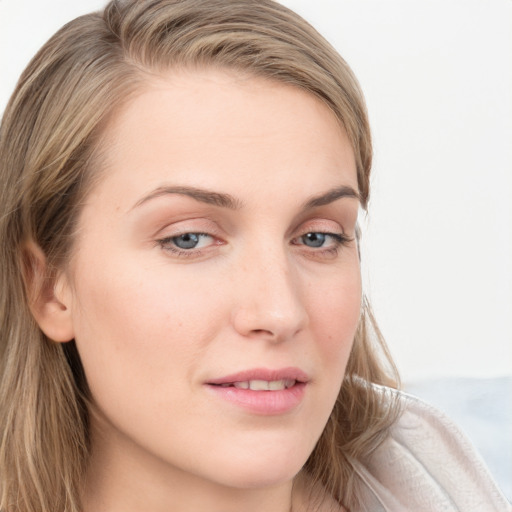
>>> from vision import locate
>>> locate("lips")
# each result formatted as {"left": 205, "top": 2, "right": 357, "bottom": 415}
{"left": 206, "top": 367, "right": 309, "bottom": 387}
{"left": 221, "top": 379, "right": 296, "bottom": 391}
{"left": 205, "top": 367, "right": 308, "bottom": 415}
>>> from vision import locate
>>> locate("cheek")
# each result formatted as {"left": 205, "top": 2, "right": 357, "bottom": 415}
{"left": 309, "top": 264, "right": 362, "bottom": 350}
{"left": 311, "top": 269, "right": 361, "bottom": 403}
{"left": 68, "top": 248, "right": 240, "bottom": 397}
{"left": 67, "top": 257, "right": 215, "bottom": 401}
{"left": 71, "top": 251, "right": 216, "bottom": 336}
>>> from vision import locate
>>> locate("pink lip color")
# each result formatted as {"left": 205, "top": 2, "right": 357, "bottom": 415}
{"left": 205, "top": 367, "right": 308, "bottom": 415}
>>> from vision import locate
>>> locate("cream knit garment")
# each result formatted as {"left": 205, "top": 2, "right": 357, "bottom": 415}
{"left": 354, "top": 389, "right": 511, "bottom": 511}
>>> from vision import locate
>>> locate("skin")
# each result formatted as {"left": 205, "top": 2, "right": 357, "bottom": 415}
{"left": 43, "top": 70, "right": 361, "bottom": 512}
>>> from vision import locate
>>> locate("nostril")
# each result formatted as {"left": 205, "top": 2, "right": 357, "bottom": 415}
{"left": 251, "top": 328, "right": 273, "bottom": 335}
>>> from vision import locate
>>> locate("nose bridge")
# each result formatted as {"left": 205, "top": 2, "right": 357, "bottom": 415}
{"left": 231, "top": 239, "right": 308, "bottom": 341}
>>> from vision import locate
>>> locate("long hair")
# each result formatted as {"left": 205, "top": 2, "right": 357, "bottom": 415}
{"left": 0, "top": 1, "right": 400, "bottom": 510}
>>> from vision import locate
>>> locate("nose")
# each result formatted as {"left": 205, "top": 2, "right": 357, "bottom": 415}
{"left": 230, "top": 247, "right": 309, "bottom": 343}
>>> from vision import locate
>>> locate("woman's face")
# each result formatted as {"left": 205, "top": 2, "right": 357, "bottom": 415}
{"left": 61, "top": 70, "right": 361, "bottom": 494}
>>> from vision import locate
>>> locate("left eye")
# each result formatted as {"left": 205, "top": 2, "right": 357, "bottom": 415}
{"left": 296, "top": 232, "right": 341, "bottom": 248}
{"left": 163, "top": 233, "right": 214, "bottom": 250}
{"left": 301, "top": 232, "right": 328, "bottom": 247}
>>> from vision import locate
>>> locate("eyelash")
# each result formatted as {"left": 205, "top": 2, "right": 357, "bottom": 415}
{"left": 156, "top": 231, "right": 353, "bottom": 259}
{"left": 292, "top": 232, "right": 353, "bottom": 256}
{"left": 157, "top": 233, "right": 216, "bottom": 259}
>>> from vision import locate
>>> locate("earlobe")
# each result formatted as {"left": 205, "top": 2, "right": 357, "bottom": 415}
{"left": 22, "top": 241, "right": 75, "bottom": 343}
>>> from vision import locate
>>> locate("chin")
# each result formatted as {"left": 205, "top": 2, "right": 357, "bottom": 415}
{"left": 201, "top": 437, "right": 311, "bottom": 490}
{"left": 215, "top": 464, "right": 302, "bottom": 491}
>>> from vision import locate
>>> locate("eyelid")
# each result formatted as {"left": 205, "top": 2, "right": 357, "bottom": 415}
{"left": 152, "top": 216, "right": 227, "bottom": 260}
{"left": 294, "top": 217, "right": 348, "bottom": 236}
{"left": 154, "top": 217, "right": 223, "bottom": 238}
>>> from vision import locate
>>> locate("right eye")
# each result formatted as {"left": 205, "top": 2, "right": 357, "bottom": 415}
{"left": 158, "top": 232, "right": 215, "bottom": 255}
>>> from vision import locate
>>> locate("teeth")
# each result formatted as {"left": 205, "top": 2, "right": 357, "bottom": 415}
{"left": 231, "top": 379, "right": 296, "bottom": 391}
{"left": 268, "top": 380, "right": 285, "bottom": 391}
{"left": 250, "top": 379, "right": 271, "bottom": 391}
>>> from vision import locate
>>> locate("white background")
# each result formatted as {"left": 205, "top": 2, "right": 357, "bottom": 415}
{"left": 1, "top": 0, "right": 511, "bottom": 382}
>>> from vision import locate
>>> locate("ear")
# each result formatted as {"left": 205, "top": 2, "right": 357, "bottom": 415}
{"left": 22, "top": 241, "right": 75, "bottom": 343}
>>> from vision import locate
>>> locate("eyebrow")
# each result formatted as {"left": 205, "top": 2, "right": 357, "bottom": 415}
{"left": 131, "top": 185, "right": 243, "bottom": 210}
{"left": 302, "top": 185, "right": 360, "bottom": 209}
{"left": 131, "top": 184, "right": 359, "bottom": 211}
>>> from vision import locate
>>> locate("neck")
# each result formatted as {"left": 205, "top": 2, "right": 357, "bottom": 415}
{"left": 83, "top": 472, "right": 295, "bottom": 512}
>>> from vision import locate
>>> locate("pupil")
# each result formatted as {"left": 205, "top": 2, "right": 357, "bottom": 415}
{"left": 174, "top": 233, "right": 199, "bottom": 249}
{"left": 304, "top": 233, "right": 325, "bottom": 247}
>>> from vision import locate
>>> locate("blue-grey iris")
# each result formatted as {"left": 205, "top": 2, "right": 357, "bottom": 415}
{"left": 173, "top": 233, "right": 200, "bottom": 249}
{"left": 303, "top": 233, "right": 325, "bottom": 248}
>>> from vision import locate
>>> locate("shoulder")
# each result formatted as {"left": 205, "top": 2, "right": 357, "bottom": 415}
{"left": 354, "top": 386, "right": 511, "bottom": 512}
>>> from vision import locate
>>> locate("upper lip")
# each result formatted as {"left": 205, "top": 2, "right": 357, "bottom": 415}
{"left": 206, "top": 367, "right": 309, "bottom": 385}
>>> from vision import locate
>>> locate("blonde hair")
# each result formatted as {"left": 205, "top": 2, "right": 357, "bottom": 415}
{"left": 0, "top": 1, "right": 400, "bottom": 510}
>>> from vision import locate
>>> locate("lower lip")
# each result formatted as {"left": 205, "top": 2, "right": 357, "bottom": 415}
{"left": 205, "top": 383, "right": 306, "bottom": 415}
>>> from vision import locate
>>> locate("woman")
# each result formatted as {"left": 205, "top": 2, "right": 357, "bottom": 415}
{"left": 0, "top": 1, "right": 508, "bottom": 511}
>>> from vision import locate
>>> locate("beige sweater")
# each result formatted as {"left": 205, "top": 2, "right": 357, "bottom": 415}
{"left": 354, "top": 389, "right": 511, "bottom": 511}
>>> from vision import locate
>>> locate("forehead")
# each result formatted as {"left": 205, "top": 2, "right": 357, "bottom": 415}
{"left": 90, "top": 69, "right": 357, "bottom": 211}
